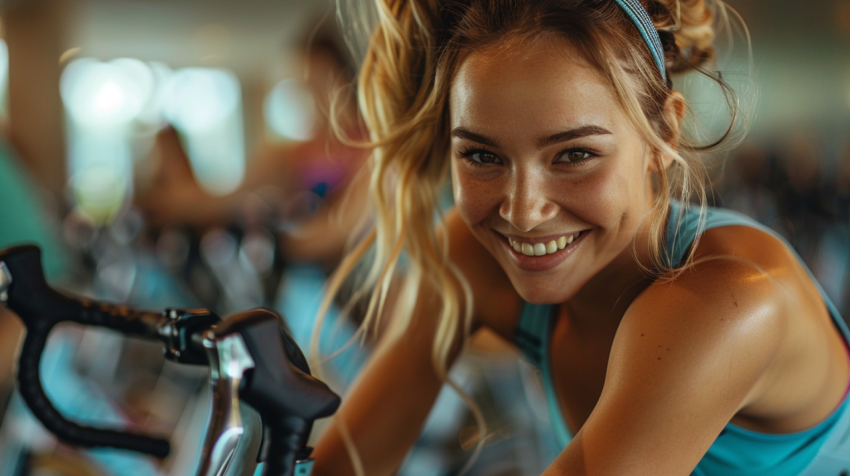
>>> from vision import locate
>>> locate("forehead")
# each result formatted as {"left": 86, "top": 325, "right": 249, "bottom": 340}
{"left": 449, "top": 36, "right": 623, "bottom": 134}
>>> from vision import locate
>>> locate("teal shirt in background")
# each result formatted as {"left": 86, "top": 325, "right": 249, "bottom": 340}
{"left": 0, "top": 139, "right": 67, "bottom": 278}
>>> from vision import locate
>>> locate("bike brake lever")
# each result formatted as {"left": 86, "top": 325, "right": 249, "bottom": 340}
{"left": 197, "top": 331, "right": 256, "bottom": 476}
{"left": 209, "top": 309, "right": 340, "bottom": 476}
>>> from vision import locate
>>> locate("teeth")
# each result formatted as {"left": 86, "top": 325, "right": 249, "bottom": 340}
{"left": 556, "top": 236, "right": 567, "bottom": 249}
{"left": 510, "top": 232, "right": 582, "bottom": 257}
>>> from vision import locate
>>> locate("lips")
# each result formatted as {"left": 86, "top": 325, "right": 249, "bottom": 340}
{"left": 500, "top": 230, "right": 589, "bottom": 272}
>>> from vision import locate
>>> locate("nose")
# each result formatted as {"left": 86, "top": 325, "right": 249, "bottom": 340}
{"left": 499, "top": 170, "right": 559, "bottom": 233}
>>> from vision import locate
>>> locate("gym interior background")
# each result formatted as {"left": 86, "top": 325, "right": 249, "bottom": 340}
{"left": 0, "top": 0, "right": 849, "bottom": 475}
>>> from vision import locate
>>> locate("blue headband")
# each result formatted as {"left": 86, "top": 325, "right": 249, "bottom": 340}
{"left": 613, "top": 0, "right": 667, "bottom": 80}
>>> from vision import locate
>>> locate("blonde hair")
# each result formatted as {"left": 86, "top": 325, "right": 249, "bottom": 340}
{"left": 317, "top": 0, "right": 745, "bottom": 472}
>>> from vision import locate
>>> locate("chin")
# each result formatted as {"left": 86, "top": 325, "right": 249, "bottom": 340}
{"left": 509, "top": 273, "right": 582, "bottom": 305}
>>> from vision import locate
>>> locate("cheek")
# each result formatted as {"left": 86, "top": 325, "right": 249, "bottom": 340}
{"left": 452, "top": 166, "right": 500, "bottom": 225}
{"left": 560, "top": 161, "right": 645, "bottom": 228}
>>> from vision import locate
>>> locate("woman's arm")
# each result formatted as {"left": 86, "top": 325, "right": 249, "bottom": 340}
{"left": 311, "top": 210, "right": 520, "bottom": 475}
{"left": 546, "top": 257, "right": 786, "bottom": 476}
{"left": 310, "top": 289, "right": 458, "bottom": 476}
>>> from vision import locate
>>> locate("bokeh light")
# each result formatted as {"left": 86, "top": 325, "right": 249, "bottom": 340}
{"left": 60, "top": 58, "right": 154, "bottom": 127}
{"left": 71, "top": 162, "right": 128, "bottom": 225}
{"left": 135, "top": 61, "right": 174, "bottom": 126}
{"left": 63, "top": 60, "right": 247, "bottom": 217}
{"left": 264, "top": 78, "right": 316, "bottom": 141}
{"left": 162, "top": 68, "right": 240, "bottom": 133}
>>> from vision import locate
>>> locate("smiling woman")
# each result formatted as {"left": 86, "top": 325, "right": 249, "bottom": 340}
{"left": 309, "top": 1, "right": 850, "bottom": 476}
{"left": 449, "top": 38, "right": 667, "bottom": 300}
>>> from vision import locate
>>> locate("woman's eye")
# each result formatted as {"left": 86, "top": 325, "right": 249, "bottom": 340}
{"left": 459, "top": 149, "right": 502, "bottom": 165}
{"left": 556, "top": 150, "right": 593, "bottom": 163}
{"left": 472, "top": 151, "right": 500, "bottom": 164}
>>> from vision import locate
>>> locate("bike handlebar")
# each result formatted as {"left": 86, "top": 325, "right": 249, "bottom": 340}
{"left": 1, "top": 245, "right": 172, "bottom": 457}
{"left": 0, "top": 244, "right": 341, "bottom": 476}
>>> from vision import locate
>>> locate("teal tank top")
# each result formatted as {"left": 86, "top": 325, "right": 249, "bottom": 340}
{"left": 515, "top": 202, "right": 850, "bottom": 476}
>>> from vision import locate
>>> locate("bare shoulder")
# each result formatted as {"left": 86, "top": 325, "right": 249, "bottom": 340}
{"left": 443, "top": 209, "right": 522, "bottom": 337}
{"left": 624, "top": 252, "right": 786, "bottom": 345}
{"left": 623, "top": 222, "right": 799, "bottom": 341}
{"left": 613, "top": 221, "right": 812, "bottom": 407}
{"left": 655, "top": 222, "right": 824, "bottom": 343}
{"left": 612, "top": 236, "right": 789, "bottom": 401}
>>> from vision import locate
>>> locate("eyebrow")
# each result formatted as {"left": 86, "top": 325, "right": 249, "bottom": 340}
{"left": 451, "top": 125, "right": 613, "bottom": 149}
{"left": 451, "top": 128, "right": 500, "bottom": 148}
{"left": 537, "top": 125, "right": 613, "bottom": 148}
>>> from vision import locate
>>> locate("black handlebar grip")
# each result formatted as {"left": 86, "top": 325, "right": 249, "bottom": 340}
{"left": 2, "top": 245, "right": 171, "bottom": 457}
{"left": 262, "top": 416, "right": 312, "bottom": 476}
{"left": 17, "top": 320, "right": 171, "bottom": 457}
{"left": 1, "top": 245, "right": 167, "bottom": 337}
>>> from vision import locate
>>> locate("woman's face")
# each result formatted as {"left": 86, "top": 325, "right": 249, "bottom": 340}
{"left": 449, "top": 36, "right": 657, "bottom": 304}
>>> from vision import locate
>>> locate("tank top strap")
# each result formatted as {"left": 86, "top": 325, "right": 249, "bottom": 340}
{"left": 515, "top": 301, "right": 574, "bottom": 447}
{"left": 667, "top": 200, "right": 850, "bottom": 341}
{"left": 665, "top": 200, "right": 771, "bottom": 268}
{"left": 515, "top": 302, "right": 553, "bottom": 369}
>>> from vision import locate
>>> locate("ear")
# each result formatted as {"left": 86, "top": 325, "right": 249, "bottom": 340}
{"left": 649, "top": 91, "right": 686, "bottom": 172}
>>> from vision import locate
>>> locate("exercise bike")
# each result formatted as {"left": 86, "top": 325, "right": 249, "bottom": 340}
{"left": 0, "top": 244, "right": 340, "bottom": 476}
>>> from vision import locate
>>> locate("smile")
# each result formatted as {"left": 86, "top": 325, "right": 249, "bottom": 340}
{"left": 508, "top": 231, "right": 584, "bottom": 256}
{"left": 500, "top": 230, "right": 588, "bottom": 273}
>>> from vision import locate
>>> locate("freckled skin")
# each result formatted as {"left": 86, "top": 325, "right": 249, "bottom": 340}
{"left": 450, "top": 37, "right": 655, "bottom": 305}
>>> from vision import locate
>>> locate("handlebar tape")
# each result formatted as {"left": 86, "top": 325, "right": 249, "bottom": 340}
{"left": 2, "top": 245, "right": 171, "bottom": 457}
{"left": 2, "top": 245, "right": 166, "bottom": 337}
{"left": 17, "top": 322, "right": 171, "bottom": 457}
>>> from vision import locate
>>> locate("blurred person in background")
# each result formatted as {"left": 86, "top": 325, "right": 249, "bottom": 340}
{"left": 137, "top": 26, "right": 369, "bottom": 273}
